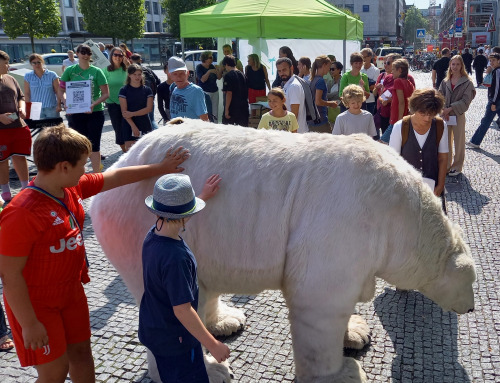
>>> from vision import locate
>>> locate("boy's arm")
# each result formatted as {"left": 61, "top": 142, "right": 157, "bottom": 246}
{"left": 173, "top": 302, "right": 230, "bottom": 363}
{"left": 101, "top": 147, "right": 190, "bottom": 192}
{"left": 0, "top": 255, "right": 48, "bottom": 350}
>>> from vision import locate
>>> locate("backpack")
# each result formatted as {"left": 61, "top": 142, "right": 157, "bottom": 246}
{"left": 142, "top": 66, "right": 160, "bottom": 96}
{"left": 292, "top": 75, "right": 321, "bottom": 124}
{"left": 401, "top": 115, "right": 444, "bottom": 147}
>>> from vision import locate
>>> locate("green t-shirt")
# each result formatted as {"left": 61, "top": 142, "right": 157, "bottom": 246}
{"left": 339, "top": 70, "right": 370, "bottom": 97}
{"left": 61, "top": 64, "right": 108, "bottom": 112}
{"left": 103, "top": 67, "right": 127, "bottom": 105}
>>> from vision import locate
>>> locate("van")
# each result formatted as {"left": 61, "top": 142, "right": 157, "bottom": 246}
{"left": 374, "top": 47, "right": 404, "bottom": 69}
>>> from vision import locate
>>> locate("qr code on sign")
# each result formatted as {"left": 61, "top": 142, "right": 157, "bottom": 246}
{"left": 73, "top": 90, "right": 85, "bottom": 103}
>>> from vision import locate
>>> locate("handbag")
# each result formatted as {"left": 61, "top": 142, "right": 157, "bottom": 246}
{"left": 483, "top": 72, "right": 493, "bottom": 87}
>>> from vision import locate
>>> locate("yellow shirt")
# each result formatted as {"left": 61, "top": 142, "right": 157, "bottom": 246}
{"left": 257, "top": 111, "right": 299, "bottom": 132}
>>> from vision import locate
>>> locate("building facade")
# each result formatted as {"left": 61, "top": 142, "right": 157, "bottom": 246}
{"left": 0, "top": 0, "right": 167, "bottom": 62}
{"left": 326, "top": 0, "right": 406, "bottom": 47}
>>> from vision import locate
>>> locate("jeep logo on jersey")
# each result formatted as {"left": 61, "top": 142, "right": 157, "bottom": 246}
{"left": 50, "top": 234, "right": 83, "bottom": 253}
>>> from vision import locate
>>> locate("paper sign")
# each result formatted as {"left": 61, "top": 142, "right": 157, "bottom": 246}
{"left": 30, "top": 102, "right": 42, "bottom": 120}
{"left": 446, "top": 116, "right": 457, "bottom": 126}
{"left": 380, "top": 90, "right": 392, "bottom": 101}
{"left": 83, "top": 39, "right": 111, "bottom": 70}
{"left": 66, "top": 80, "right": 92, "bottom": 114}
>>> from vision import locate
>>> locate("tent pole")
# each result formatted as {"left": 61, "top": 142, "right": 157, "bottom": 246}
{"left": 181, "top": 38, "right": 185, "bottom": 60}
{"left": 343, "top": 39, "right": 347, "bottom": 72}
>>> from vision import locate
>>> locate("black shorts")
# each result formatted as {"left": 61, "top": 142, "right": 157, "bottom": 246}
{"left": 71, "top": 111, "right": 105, "bottom": 152}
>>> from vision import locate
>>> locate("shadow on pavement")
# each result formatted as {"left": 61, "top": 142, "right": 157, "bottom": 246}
{"left": 446, "top": 173, "right": 490, "bottom": 215}
{"left": 373, "top": 287, "right": 471, "bottom": 383}
{"left": 90, "top": 275, "right": 136, "bottom": 330}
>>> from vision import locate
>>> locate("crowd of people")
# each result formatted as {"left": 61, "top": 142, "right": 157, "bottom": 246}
{"left": 0, "top": 40, "right": 499, "bottom": 381}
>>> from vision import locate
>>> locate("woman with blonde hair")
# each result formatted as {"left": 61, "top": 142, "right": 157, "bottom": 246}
{"left": 24, "top": 53, "right": 61, "bottom": 119}
{"left": 438, "top": 55, "right": 475, "bottom": 176}
{"left": 245, "top": 53, "right": 270, "bottom": 104}
{"left": 308, "top": 55, "right": 338, "bottom": 133}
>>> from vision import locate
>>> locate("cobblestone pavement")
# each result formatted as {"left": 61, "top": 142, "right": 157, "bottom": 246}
{"left": 1, "top": 70, "right": 499, "bottom": 383}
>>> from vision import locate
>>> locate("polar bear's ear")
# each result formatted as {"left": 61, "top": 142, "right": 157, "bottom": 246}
{"left": 168, "top": 117, "right": 186, "bottom": 125}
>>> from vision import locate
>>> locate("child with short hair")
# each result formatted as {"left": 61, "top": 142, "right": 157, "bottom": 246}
{"left": 258, "top": 88, "right": 298, "bottom": 132}
{"left": 333, "top": 84, "right": 377, "bottom": 138}
{"left": 139, "top": 173, "right": 229, "bottom": 382}
{"left": 0, "top": 124, "right": 189, "bottom": 382}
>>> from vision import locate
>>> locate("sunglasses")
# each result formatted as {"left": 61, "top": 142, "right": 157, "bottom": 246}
{"left": 79, "top": 50, "right": 92, "bottom": 56}
{"left": 31, "top": 61, "right": 42, "bottom": 65}
{"left": 113, "top": 53, "right": 124, "bottom": 57}
{"left": 330, "top": 67, "right": 336, "bottom": 71}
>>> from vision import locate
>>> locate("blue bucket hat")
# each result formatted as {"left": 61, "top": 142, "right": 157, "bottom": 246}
{"left": 145, "top": 174, "right": 205, "bottom": 219}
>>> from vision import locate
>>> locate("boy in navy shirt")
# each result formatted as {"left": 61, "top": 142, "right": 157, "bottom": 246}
{"left": 139, "top": 173, "right": 228, "bottom": 382}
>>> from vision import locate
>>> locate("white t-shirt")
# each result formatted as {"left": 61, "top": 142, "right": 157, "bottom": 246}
{"left": 283, "top": 76, "right": 307, "bottom": 133}
{"left": 389, "top": 119, "right": 449, "bottom": 154}
{"left": 361, "top": 64, "right": 380, "bottom": 104}
{"left": 62, "top": 58, "right": 79, "bottom": 69}
{"left": 332, "top": 110, "right": 377, "bottom": 137}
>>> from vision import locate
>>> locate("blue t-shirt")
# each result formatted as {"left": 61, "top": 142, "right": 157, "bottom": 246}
{"left": 196, "top": 64, "right": 218, "bottom": 93}
{"left": 308, "top": 75, "right": 328, "bottom": 126}
{"left": 170, "top": 83, "right": 207, "bottom": 119}
{"left": 24, "top": 69, "right": 58, "bottom": 108}
{"left": 138, "top": 228, "right": 200, "bottom": 357}
{"left": 118, "top": 84, "right": 153, "bottom": 132}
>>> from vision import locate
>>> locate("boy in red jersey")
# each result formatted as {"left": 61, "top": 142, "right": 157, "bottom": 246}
{"left": 0, "top": 124, "right": 188, "bottom": 382}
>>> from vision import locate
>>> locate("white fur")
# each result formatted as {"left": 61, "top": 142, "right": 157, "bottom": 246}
{"left": 89, "top": 119, "right": 476, "bottom": 382}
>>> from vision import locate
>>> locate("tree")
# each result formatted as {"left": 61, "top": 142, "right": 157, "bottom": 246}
{"left": 403, "top": 6, "right": 429, "bottom": 48}
{"left": 78, "top": 0, "right": 146, "bottom": 43}
{"left": 161, "top": 0, "right": 216, "bottom": 38}
{"left": 0, "top": 0, "right": 61, "bottom": 53}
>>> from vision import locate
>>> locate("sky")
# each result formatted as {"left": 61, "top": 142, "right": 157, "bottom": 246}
{"left": 406, "top": 0, "right": 443, "bottom": 9}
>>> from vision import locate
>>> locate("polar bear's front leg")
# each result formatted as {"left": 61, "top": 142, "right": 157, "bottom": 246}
{"left": 200, "top": 290, "right": 246, "bottom": 336}
{"left": 288, "top": 306, "right": 367, "bottom": 383}
{"left": 343, "top": 315, "right": 371, "bottom": 350}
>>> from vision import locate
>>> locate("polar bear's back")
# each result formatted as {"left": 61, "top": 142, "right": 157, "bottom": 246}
{"left": 90, "top": 120, "right": 427, "bottom": 296}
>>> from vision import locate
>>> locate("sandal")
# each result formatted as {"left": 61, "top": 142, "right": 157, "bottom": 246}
{"left": 0, "top": 335, "right": 14, "bottom": 351}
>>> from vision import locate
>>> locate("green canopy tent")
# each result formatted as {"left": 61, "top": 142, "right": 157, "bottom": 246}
{"left": 179, "top": 0, "right": 363, "bottom": 71}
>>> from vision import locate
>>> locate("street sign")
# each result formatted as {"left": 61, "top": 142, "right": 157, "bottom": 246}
{"left": 456, "top": 18, "right": 463, "bottom": 33}
{"left": 416, "top": 29, "right": 426, "bottom": 39}
{"left": 449, "top": 30, "right": 454, "bottom": 38}
{"left": 455, "top": 32, "right": 463, "bottom": 38}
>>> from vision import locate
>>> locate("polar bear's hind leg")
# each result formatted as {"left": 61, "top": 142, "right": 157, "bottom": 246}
{"left": 343, "top": 315, "right": 371, "bottom": 350}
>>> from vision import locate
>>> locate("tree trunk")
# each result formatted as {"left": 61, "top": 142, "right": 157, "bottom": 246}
{"left": 30, "top": 35, "right": 35, "bottom": 53}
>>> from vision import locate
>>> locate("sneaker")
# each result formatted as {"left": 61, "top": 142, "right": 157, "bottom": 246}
{"left": 1, "top": 192, "right": 12, "bottom": 203}
{"left": 448, "top": 169, "right": 461, "bottom": 177}
{"left": 466, "top": 141, "right": 480, "bottom": 149}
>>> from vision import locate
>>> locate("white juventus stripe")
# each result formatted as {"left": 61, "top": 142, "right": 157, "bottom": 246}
{"left": 42, "top": 345, "right": 51, "bottom": 355}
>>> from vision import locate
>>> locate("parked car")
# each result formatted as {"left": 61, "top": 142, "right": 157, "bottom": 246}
{"left": 178, "top": 50, "right": 218, "bottom": 82}
{"left": 8, "top": 53, "right": 69, "bottom": 77}
{"left": 374, "top": 47, "right": 404, "bottom": 69}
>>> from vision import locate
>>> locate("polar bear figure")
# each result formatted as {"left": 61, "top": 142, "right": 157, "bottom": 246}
{"left": 89, "top": 119, "right": 476, "bottom": 383}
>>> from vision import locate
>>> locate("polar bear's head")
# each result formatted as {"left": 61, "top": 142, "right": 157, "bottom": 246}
{"left": 417, "top": 228, "right": 476, "bottom": 314}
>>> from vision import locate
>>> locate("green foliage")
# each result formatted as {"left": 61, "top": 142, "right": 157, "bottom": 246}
{"left": 403, "top": 6, "right": 430, "bottom": 44}
{"left": 336, "top": 7, "right": 361, "bottom": 21}
{"left": 78, "top": 0, "right": 146, "bottom": 41}
{"left": 161, "top": 0, "right": 216, "bottom": 38}
{"left": 0, "top": 0, "right": 61, "bottom": 51}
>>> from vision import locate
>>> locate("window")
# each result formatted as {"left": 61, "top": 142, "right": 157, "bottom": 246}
{"left": 147, "top": 21, "right": 153, "bottom": 32}
{"left": 78, "top": 17, "right": 85, "bottom": 31}
{"left": 363, "top": 5, "right": 369, "bottom": 12}
{"left": 145, "top": 2, "right": 151, "bottom": 14}
{"left": 66, "top": 16, "right": 75, "bottom": 31}
{"left": 345, "top": 4, "right": 354, "bottom": 13}
{"left": 46, "top": 55, "right": 65, "bottom": 65}
{"left": 155, "top": 22, "right": 161, "bottom": 32}
{"left": 153, "top": 2, "right": 159, "bottom": 15}
{"left": 64, "top": 0, "right": 73, "bottom": 8}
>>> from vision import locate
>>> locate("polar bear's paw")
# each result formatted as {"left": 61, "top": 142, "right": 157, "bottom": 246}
{"left": 343, "top": 315, "right": 371, "bottom": 350}
{"left": 331, "top": 357, "right": 367, "bottom": 383}
{"left": 205, "top": 353, "right": 233, "bottom": 383}
{"left": 206, "top": 303, "right": 246, "bottom": 336}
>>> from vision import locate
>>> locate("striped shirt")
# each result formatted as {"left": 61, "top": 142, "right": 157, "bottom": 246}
{"left": 24, "top": 69, "right": 58, "bottom": 108}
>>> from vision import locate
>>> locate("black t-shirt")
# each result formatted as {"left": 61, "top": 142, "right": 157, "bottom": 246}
{"left": 119, "top": 84, "right": 153, "bottom": 132}
{"left": 223, "top": 70, "right": 248, "bottom": 115}
{"left": 433, "top": 57, "right": 450, "bottom": 88}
